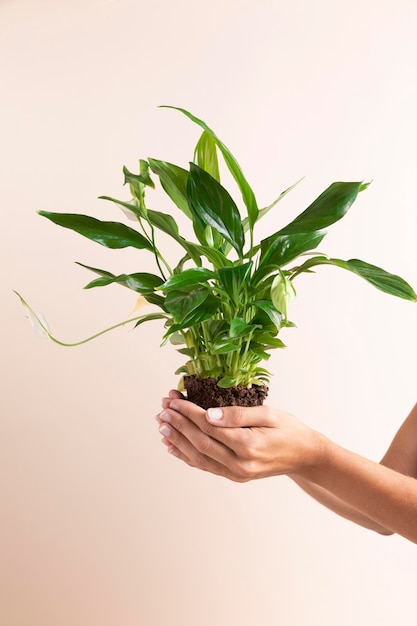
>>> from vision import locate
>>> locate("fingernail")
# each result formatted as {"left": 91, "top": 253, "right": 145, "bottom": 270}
{"left": 169, "top": 401, "right": 179, "bottom": 411}
{"left": 207, "top": 407, "right": 223, "bottom": 420}
{"left": 159, "top": 424, "right": 172, "bottom": 437}
{"left": 159, "top": 410, "right": 171, "bottom": 423}
{"left": 168, "top": 446, "right": 179, "bottom": 457}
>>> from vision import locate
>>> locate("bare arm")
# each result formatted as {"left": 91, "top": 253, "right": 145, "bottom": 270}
{"left": 157, "top": 395, "right": 417, "bottom": 542}
{"left": 291, "top": 402, "right": 417, "bottom": 536}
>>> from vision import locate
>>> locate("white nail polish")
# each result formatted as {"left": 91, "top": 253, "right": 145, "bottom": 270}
{"left": 207, "top": 407, "right": 223, "bottom": 420}
{"left": 159, "top": 424, "right": 172, "bottom": 437}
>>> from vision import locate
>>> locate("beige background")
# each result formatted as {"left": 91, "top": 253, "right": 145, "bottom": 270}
{"left": 1, "top": 1, "right": 417, "bottom": 625}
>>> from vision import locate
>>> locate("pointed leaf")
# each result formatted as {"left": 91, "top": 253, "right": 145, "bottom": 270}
{"left": 161, "top": 106, "right": 259, "bottom": 228}
{"left": 242, "top": 177, "right": 304, "bottom": 233}
{"left": 187, "top": 163, "right": 244, "bottom": 254}
{"left": 258, "top": 230, "right": 325, "bottom": 272}
{"left": 39, "top": 212, "right": 154, "bottom": 251}
{"left": 148, "top": 159, "right": 192, "bottom": 218}
{"left": 292, "top": 255, "right": 417, "bottom": 301}
{"left": 279, "top": 181, "right": 366, "bottom": 235}
{"left": 98, "top": 196, "right": 142, "bottom": 219}
{"left": 145, "top": 208, "right": 202, "bottom": 266}
{"left": 161, "top": 268, "right": 215, "bottom": 291}
{"left": 164, "top": 287, "right": 209, "bottom": 323}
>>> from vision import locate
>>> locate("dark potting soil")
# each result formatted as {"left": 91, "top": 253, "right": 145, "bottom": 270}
{"left": 184, "top": 375, "right": 268, "bottom": 410}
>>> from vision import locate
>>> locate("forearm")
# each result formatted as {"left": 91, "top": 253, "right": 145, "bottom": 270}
{"left": 295, "top": 434, "right": 417, "bottom": 543}
{"left": 290, "top": 474, "right": 393, "bottom": 535}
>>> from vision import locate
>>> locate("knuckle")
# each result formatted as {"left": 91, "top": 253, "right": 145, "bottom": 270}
{"left": 194, "top": 435, "right": 211, "bottom": 455}
{"left": 230, "top": 406, "right": 245, "bottom": 426}
{"left": 234, "top": 458, "right": 256, "bottom": 481}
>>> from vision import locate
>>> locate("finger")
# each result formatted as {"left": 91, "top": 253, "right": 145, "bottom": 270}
{"left": 166, "top": 399, "right": 252, "bottom": 449}
{"left": 165, "top": 442, "right": 236, "bottom": 480}
{"left": 158, "top": 408, "right": 234, "bottom": 468}
{"left": 169, "top": 389, "right": 185, "bottom": 400}
{"left": 205, "top": 404, "right": 276, "bottom": 428}
{"left": 161, "top": 389, "right": 184, "bottom": 410}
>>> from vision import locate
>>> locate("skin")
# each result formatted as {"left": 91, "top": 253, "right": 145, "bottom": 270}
{"left": 156, "top": 393, "right": 417, "bottom": 543}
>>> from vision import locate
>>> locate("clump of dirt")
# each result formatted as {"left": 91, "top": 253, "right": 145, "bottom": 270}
{"left": 184, "top": 375, "right": 268, "bottom": 410}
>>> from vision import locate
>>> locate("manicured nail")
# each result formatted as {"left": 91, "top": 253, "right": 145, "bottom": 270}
{"left": 169, "top": 401, "right": 179, "bottom": 411}
{"left": 159, "top": 410, "right": 171, "bottom": 423}
{"left": 207, "top": 407, "right": 223, "bottom": 420}
{"left": 159, "top": 424, "right": 172, "bottom": 437}
{"left": 168, "top": 446, "right": 179, "bottom": 457}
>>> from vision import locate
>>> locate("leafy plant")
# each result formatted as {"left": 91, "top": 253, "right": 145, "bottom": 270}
{"left": 16, "top": 106, "right": 416, "bottom": 391}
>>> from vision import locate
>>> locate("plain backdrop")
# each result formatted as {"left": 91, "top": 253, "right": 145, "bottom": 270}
{"left": 1, "top": 1, "right": 416, "bottom": 625}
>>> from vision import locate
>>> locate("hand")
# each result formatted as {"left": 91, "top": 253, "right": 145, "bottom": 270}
{"left": 156, "top": 390, "right": 324, "bottom": 482}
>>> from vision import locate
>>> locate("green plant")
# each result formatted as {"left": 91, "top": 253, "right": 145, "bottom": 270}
{"left": 16, "top": 106, "right": 416, "bottom": 392}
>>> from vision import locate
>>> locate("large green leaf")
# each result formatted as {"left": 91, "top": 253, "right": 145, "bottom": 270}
{"left": 148, "top": 159, "right": 191, "bottom": 218}
{"left": 258, "top": 230, "right": 326, "bottom": 271}
{"left": 39, "top": 211, "right": 153, "bottom": 251}
{"left": 162, "top": 106, "right": 259, "bottom": 229}
{"left": 161, "top": 267, "right": 215, "bottom": 291}
{"left": 164, "top": 287, "right": 210, "bottom": 323}
{"left": 292, "top": 255, "right": 417, "bottom": 301}
{"left": 164, "top": 294, "right": 220, "bottom": 336}
{"left": 187, "top": 163, "right": 244, "bottom": 255}
{"left": 84, "top": 272, "right": 164, "bottom": 292}
{"left": 279, "top": 181, "right": 366, "bottom": 235}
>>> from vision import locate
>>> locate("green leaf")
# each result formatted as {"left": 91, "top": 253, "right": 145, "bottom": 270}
{"left": 98, "top": 196, "right": 143, "bottom": 219}
{"left": 258, "top": 231, "right": 326, "bottom": 272}
{"left": 217, "top": 262, "right": 253, "bottom": 306}
{"left": 164, "top": 287, "right": 209, "bottom": 323}
{"left": 145, "top": 209, "right": 202, "bottom": 266}
{"left": 123, "top": 160, "right": 154, "bottom": 194}
{"left": 76, "top": 262, "right": 115, "bottom": 279}
{"left": 39, "top": 212, "right": 154, "bottom": 251}
{"left": 253, "top": 332, "right": 286, "bottom": 349}
{"left": 279, "top": 181, "right": 366, "bottom": 235}
{"left": 242, "top": 177, "right": 304, "bottom": 233}
{"left": 161, "top": 268, "right": 215, "bottom": 291}
{"left": 292, "top": 255, "right": 417, "bottom": 301}
{"left": 148, "top": 159, "right": 192, "bottom": 218}
{"left": 253, "top": 300, "right": 283, "bottom": 329}
{"left": 187, "top": 163, "right": 244, "bottom": 255}
{"left": 194, "top": 130, "right": 220, "bottom": 181}
{"left": 196, "top": 245, "right": 233, "bottom": 268}
{"left": 147, "top": 209, "right": 179, "bottom": 236}
{"left": 164, "top": 294, "right": 220, "bottom": 336}
{"left": 212, "top": 339, "right": 241, "bottom": 354}
{"left": 162, "top": 106, "right": 259, "bottom": 229}
{"left": 229, "top": 317, "right": 257, "bottom": 339}
{"left": 217, "top": 376, "right": 237, "bottom": 388}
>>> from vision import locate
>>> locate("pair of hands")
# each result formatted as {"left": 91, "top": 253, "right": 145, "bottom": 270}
{"left": 156, "top": 390, "right": 324, "bottom": 482}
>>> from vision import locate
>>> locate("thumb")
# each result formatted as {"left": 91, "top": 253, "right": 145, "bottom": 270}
{"left": 206, "top": 404, "right": 274, "bottom": 428}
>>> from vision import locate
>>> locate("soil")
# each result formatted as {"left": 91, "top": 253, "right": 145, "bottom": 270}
{"left": 184, "top": 375, "right": 268, "bottom": 410}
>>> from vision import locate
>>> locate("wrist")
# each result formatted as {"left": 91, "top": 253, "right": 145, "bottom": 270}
{"left": 295, "top": 429, "right": 332, "bottom": 478}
